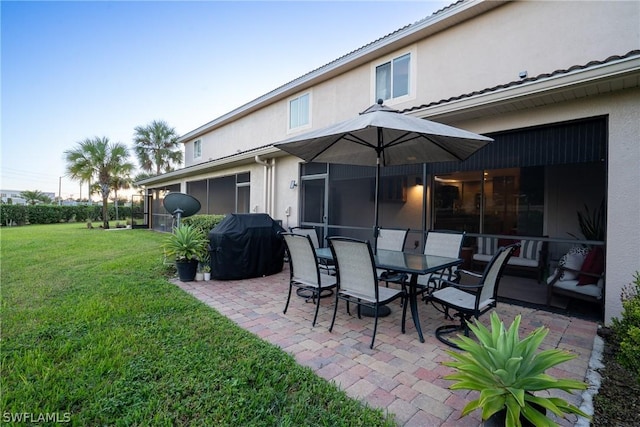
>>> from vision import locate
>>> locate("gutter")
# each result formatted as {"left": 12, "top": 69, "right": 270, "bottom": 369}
{"left": 255, "top": 155, "right": 272, "bottom": 216}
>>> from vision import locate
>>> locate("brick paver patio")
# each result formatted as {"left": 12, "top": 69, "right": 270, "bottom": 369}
{"left": 174, "top": 264, "right": 598, "bottom": 426}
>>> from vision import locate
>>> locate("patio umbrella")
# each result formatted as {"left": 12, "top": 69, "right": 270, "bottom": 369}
{"left": 275, "top": 99, "right": 493, "bottom": 235}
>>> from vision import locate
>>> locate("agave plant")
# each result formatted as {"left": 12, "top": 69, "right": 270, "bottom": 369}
{"left": 163, "top": 224, "right": 208, "bottom": 262}
{"left": 444, "top": 312, "right": 589, "bottom": 427}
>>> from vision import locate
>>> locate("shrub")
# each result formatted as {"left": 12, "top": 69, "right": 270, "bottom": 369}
{"left": 612, "top": 272, "right": 640, "bottom": 379}
{"left": 27, "top": 205, "right": 64, "bottom": 224}
{"left": 0, "top": 204, "right": 27, "bottom": 226}
{"left": 182, "top": 214, "right": 226, "bottom": 235}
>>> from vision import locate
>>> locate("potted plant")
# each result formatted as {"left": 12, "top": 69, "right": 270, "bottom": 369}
{"left": 163, "top": 224, "right": 208, "bottom": 282}
{"left": 443, "top": 312, "right": 590, "bottom": 427}
{"left": 202, "top": 264, "right": 211, "bottom": 281}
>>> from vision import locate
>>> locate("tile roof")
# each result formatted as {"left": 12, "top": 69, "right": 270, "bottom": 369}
{"left": 403, "top": 49, "right": 640, "bottom": 114}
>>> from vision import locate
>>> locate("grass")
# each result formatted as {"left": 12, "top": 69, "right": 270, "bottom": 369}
{"left": 1, "top": 223, "right": 395, "bottom": 426}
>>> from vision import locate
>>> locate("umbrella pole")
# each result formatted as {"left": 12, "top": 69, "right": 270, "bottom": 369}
{"left": 373, "top": 156, "right": 381, "bottom": 253}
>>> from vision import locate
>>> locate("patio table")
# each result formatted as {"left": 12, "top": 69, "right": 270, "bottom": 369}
{"left": 316, "top": 247, "right": 462, "bottom": 343}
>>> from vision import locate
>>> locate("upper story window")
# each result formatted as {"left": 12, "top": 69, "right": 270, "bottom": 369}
{"left": 289, "top": 93, "right": 310, "bottom": 131}
{"left": 193, "top": 139, "right": 202, "bottom": 159}
{"left": 376, "top": 53, "right": 410, "bottom": 101}
{"left": 374, "top": 50, "right": 414, "bottom": 103}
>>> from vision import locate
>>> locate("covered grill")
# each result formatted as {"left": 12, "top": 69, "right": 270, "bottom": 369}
{"left": 208, "top": 213, "right": 285, "bottom": 280}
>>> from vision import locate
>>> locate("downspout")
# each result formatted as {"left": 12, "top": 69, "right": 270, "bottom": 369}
{"left": 255, "top": 155, "right": 271, "bottom": 215}
{"left": 270, "top": 158, "right": 276, "bottom": 217}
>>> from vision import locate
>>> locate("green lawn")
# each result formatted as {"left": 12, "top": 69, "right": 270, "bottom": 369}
{"left": 1, "top": 223, "right": 395, "bottom": 426}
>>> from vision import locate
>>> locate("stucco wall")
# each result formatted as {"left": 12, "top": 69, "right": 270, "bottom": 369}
{"left": 405, "top": 0, "right": 639, "bottom": 107}
{"left": 605, "top": 89, "right": 640, "bottom": 324}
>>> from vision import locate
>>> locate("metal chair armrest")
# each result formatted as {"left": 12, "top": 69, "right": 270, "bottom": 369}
{"left": 438, "top": 278, "right": 483, "bottom": 291}
{"left": 456, "top": 269, "right": 483, "bottom": 279}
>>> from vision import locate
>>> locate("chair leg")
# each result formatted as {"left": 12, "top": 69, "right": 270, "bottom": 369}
{"left": 370, "top": 306, "right": 379, "bottom": 349}
{"left": 401, "top": 295, "right": 408, "bottom": 333}
{"left": 435, "top": 312, "right": 471, "bottom": 349}
{"left": 312, "top": 289, "right": 321, "bottom": 327}
{"left": 283, "top": 283, "right": 293, "bottom": 314}
{"left": 329, "top": 293, "right": 340, "bottom": 332}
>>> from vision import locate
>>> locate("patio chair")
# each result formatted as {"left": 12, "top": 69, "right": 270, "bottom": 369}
{"left": 290, "top": 226, "right": 335, "bottom": 275}
{"left": 546, "top": 246, "right": 605, "bottom": 315}
{"left": 416, "top": 230, "right": 466, "bottom": 296}
{"left": 281, "top": 233, "right": 338, "bottom": 326}
{"left": 375, "top": 227, "right": 409, "bottom": 286}
{"left": 424, "top": 243, "right": 519, "bottom": 349}
{"left": 328, "top": 237, "right": 407, "bottom": 349}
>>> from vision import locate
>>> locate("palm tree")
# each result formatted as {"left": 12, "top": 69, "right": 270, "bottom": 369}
{"left": 133, "top": 120, "right": 183, "bottom": 176}
{"left": 20, "top": 190, "right": 50, "bottom": 205}
{"left": 110, "top": 172, "right": 133, "bottom": 221}
{"left": 65, "top": 137, "right": 134, "bottom": 229}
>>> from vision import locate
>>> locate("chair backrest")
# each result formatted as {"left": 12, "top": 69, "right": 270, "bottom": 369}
{"left": 328, "top": 237, "right": 378, "bottom": 300}
{"left": 282, "top": 233, "right": 320, "bottom": 285}
{"left": 376, "top": 228, "right": 409, "bottom": 251}
{"left": 477, "top": 243, "right": 520, "bottom": 304}
{"left": 424, "top": 230, "right": 465, "bottom": 258}
{"left": 290, "top": 226, "right": 320, "bottom": 249}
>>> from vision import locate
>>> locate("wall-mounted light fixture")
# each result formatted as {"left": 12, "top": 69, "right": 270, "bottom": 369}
{"left": 289, "top": 180, "right": 298, "bottom": 189}
{"left": 415, "top": 177, "right": 423, "bottom": 186}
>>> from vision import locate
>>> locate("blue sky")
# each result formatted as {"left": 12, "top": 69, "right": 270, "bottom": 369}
{"left": 1, "top": 0, "right": 449, "bottom": 198}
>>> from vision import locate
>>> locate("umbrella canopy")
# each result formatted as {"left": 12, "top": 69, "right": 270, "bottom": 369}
{"left": 275, "top": 100, "right": 493, "bottom": 235}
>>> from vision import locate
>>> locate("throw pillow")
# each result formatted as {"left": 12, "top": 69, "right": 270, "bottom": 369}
{"left": 558, "top": 246, "right": 589, "bottom": 281}
{"left": 577, "top": 246, "right": 605, "bottom": 285}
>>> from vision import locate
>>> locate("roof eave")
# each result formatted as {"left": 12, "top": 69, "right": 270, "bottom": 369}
{"left": 135, "top": 145, "right": 283, "bottom": 187}
{"left": 408, "top": 54, "right": 640, "bottom": 122}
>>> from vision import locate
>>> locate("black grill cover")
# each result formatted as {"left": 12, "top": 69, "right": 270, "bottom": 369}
{"left": 208, "top": 214, "right": 285, "bottom": 280}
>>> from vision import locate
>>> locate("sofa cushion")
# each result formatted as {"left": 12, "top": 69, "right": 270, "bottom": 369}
{"left": 519, "top": 240, "right": 542, "bottom": 261}
{"left": 472, "top": 253, "right": 493, "bottom": 263}
{"left": 552, "top": 278, "right": 603, "bottom": 299}
{"left": 477, "top": 237, "right": 496, "bottom": 255}
{"left": 507, "top": 257, "right": 538, "bottom": 268}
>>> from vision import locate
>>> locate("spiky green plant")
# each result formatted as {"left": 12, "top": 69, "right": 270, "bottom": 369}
{"left": 568, "top": 200, "right": 605, "bottom": 241}
{"left": 444, "top": 312, "right": 590, "bottom": 427}
{"left": 163, "top": 224, "right": 208, "bottom": 261}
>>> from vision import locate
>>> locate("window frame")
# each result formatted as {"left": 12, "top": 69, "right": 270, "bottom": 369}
{"left": 287, "top": 91, "right": 312, "bottom": 133}
{"left": 193, "top": 139, "right": 202, "bottom": 160}
{"left": 371, "top": 46, "right": 416, "bottom": 105}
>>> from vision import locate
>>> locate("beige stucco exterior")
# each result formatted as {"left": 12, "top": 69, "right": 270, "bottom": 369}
{"left": 141, "top": 0, "right": 640, "bottom": 324}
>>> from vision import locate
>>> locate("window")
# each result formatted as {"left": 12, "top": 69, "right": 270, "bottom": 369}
{"left": 432, "top": 167, "right": 544, "bottom": 236}
{"left": 375, "top": 53, "right": 410, "bottom": 101}
{"left": 193, "top": 139, "right": 202, "bottom": 159}
{"left": 289, "top": 93, "right": 310, "bottom": 130}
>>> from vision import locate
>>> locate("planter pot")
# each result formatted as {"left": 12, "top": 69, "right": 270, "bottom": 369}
{"left": 481, "top": 402, "right": 546, "bottom": 427}
{"left": 195, "top": 272, "right": 204, "bottom": 281}
{"left": 203, "top": 272, "right": 211, "bottom": 281}
{"left": 176, "top": 259, "right": 198, "bottom": 281}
